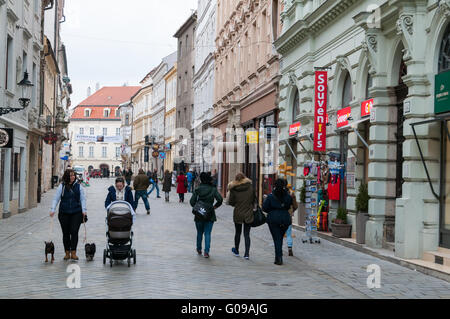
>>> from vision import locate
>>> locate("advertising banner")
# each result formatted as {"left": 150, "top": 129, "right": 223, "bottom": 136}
{"left": 289, "top": 122, "right": 301, "bottom": 136}
{"left": 337, "top": 107, "right": 352, "bottom": 128}
{"left": 361, "top": 99, "right": 373, "bottom": 117}
{"left": 313, "top": 71, "right": 328, "bottom": 152}
{"left": 435, "top": 69, "right": 450, "bottom": 114}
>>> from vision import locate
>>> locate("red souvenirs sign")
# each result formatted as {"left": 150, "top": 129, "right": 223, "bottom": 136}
{"left": 289, "top": 122, "right": 301, "bottom": 136}
{"left": 361, "top": 98, "right": 373, "bottom": 117}
{"left": 313, "top": 71, "right": 327, "bottom": 152}
{"left": 337, "top": 107, "right": 352, "bottom": 128}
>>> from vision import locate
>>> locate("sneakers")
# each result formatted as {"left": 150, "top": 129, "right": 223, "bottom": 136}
{"left": 197, "top": 249, "right": 202, "bottom": 255}
{"left": 244, "top": 255, "right": 249, "bottom": 260}
{"left": 147, "top": 209, "right": 151, "bottom": 215}
{"left": 231, "top": 248, "right": 240, "bottom": 257}
{"left": 203, "top": 252, "right": 210, "bottom": 258}
{"left": 288, "top": 247, "right": 293, "bottom": 256}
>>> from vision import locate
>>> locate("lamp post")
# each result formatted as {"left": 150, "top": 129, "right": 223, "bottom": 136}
{"left": 0, "top": 72, "right": 34, "bottom": 116}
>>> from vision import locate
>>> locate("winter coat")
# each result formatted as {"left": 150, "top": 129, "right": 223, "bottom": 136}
{"left": 190, "top": 183, "right": 223, "bottom": 222}
{"left": 59, "top": 183, "right": 83, "bottom": 214}
{"left": 133, "top": 172, "right": 150, "bottom": 191}
{"left": 124, "top": 170, "right": 133, "bottom": 181}
{"left": 187, "top": 172, "right": 194, "bottom": 182}
{"left": 176, "top": 175, "right": 187, "bottom": 194}
{"left": 105, "top": 185, "right": 135, "bottom": 209}
{"left": 228, "top": 178, "right": 255, "bottom": 224}
{"left": 162, "top": 172, "right": 172, "bottom": 192}
{"left": 262, "top": 191, "right": 293, "bottom": 227}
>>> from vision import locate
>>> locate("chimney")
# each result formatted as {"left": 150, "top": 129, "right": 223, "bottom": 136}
{"left": 87, "top": 86, "right": 91, "bottom": 97}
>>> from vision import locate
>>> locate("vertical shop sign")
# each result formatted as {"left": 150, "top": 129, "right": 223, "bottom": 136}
{"left": 313, "top": 71, "right": 328, "bottom": 152}
{"left": 337, "top": 107, "right": 352, "bottom": 128}
{"left": 361, "top": 99, "right": 373, "bottom": 117}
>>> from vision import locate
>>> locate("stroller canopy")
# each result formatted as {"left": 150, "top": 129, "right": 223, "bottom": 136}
{"left": 107, "top": 200, "right": 136, "bottom": 222}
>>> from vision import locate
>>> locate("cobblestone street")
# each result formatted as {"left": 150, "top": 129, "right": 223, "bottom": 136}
{"left": 0, "top": 179, "right": 449, "bottom": 299}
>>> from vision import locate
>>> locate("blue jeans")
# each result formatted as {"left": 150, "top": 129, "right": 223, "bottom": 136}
{"left": 147, "top": 182, "right": 160, "bottom": 197}
{"left": 286, "top": 225, "right": 293, "bottom": 248}
{"left": 188, "top": 181, "right": 193, "bottom": 193}
{"left": 195, "top": 221, "right": 214, "bottom": 254}
{"left": 135, "top": 190, "right": 150, "bottom": 211}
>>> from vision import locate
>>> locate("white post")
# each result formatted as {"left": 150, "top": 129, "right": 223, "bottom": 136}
{"left": 3, "top": 148, "right": 12, "bottom": 218}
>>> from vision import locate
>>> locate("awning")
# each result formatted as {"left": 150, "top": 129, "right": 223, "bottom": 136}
{"left": 410, "top": 114, "right": 450, "bottom": 201}
{"left": 335, "top": 117, "right": 370, "bottom": 152}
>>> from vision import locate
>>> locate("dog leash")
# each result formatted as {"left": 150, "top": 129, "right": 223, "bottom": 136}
{"left": 49, "top": 216, "right": 54, "bottom": 242}
{"left": 83, "top": 217, "right": 87, "bottom": 244}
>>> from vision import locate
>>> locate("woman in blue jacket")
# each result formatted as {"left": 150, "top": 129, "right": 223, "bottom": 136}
{"left": 262, "top": 178, "right": 293, "bottom": 266}
{"left": 105, "top": 177, "right": 135, "bottom": 209}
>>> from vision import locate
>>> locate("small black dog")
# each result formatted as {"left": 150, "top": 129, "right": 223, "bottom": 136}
{"left": 45, "top": 241, "right": 55, "bottom": 263}
{"left": 85, "top": 243, "right": 96, "bottom": 261}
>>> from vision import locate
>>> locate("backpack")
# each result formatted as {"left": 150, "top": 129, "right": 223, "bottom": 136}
{"left": 192, "top": 188, "right": 215, "bottom": 221}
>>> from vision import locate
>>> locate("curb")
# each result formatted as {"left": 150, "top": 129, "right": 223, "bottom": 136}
{"left": 292, "top": 224, "right": 450, "bottom": 283}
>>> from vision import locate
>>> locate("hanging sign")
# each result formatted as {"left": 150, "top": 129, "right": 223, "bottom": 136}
{"left": 44, "top": 132, "right": 58, "bottom": 145}
{"left": 144, "top": 146, "right": 149, "bottom": 162}
{"left": 361, "top": 99, "right": 373, "bottom": 117}
{"left": 0, "top": 128, "right": 13, "bottom": 148}
{"left": 435, "top": 69, "right": 450, "bottom": 114}
{"left": 159, "top": 152, "right": 166, "bottom": 160}
{"left": 289, "top": 122, "right": 301, "bottom": 136}
{"left": 246, "top": 131, "right": 259, "bottom": 144}
{"left": 314, "top": 71, "right": 327, "bottom": 152}
{"left": 337, "top": 107, "right": 352, "bottom": 128}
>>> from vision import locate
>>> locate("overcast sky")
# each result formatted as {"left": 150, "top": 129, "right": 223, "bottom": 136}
{"left": 61, "top": 0, "right": 198, "bottom": 108}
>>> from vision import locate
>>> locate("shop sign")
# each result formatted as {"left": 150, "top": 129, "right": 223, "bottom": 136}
{"left": 361, "top": 99, "right": 373, "bottom": 117}
{"left": 0, "top": 128, "right": 13, "bottom": 148}
{"left": 246, "top": 131, "right": 259, "bottom": 144}
{"left": 289, "top": 122, "right": 301, "bottom": 136}
{"left": 144, "top": 147, "right": 149, "bottom": 162}
{"left": 435, "top": 69, "right": 450, "bottom": 114}
{"left": 159, "top": 152, "right": 166, "bottom": 160}
{"left": 337, "top": 107, "right": 352, "bottom": 128}
{"left": 152, "top": 151, "right": 159, "bottom": 158}
{"left": 346, "top": 173, "right": 355, "bottom": 189}
{"left": 313, "top": 71, "right": 328, "bottom": 152}
{"left": 44, "top": 132, "right": 58, "bottom": 145}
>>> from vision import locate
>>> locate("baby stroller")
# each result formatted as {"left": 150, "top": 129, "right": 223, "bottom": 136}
{"left": 103, "top": 201, "right": 136, "bottom": 267}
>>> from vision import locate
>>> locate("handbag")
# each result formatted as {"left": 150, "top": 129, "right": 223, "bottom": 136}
{"left": 250, "top": 205, "right": 266, "bottom": 227}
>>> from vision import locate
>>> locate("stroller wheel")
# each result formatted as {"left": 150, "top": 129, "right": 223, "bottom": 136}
{"left": 110, "top": 258, "right": 113, "bottom": 268}
{"left": 103, "top": 249, "right": 106, "bottom": 265}
{"left": 133, "top": 250, "right": 136, "bottom": 264}
{"left": 127, "top": 257, "right": 131, "bottom": 267}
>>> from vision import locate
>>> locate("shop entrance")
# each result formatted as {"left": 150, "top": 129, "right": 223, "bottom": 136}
{"left": 339, "top": 131, "right": 349, "bottom": 208}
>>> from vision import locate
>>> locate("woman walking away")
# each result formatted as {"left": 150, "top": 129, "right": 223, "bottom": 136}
{"left": 176, "top": 172, "right": 188, "bottom": 203}
{"left": 228, "top": 173, "right": 255, "bottom": 260}
{"left": 190, "top": 172, "right": 223, "bottom": 258}
{"left": 262, "top": 178, "right": 293, "bottom": 266}
{"left": 49, "top": 169, "right": 87, "bottom": 261}
{"left": 105, "top": 177, "right": 135, "bottom": 209}
{"left": 162, "top": 170, "right": 172, "bottom": 202}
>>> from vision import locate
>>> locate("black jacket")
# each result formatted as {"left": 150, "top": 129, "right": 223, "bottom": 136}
{"left": 262, "top": 192, "right": 293, "bottom": 226}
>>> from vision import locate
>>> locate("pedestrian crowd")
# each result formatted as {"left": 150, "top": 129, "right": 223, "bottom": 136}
{"left": 49, "top": 166, "right": 298, "bottom": 266}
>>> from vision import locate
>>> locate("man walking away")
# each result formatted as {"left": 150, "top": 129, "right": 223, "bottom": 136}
{"left": 124, "top": 168, "right": 133, "bottom": 186}
{"left": 187, "top": 169, "right": 194, "bottom": 193}
{"left": 147, "top": 168, "right": 161, "bottom": 198}
{"left": 133, "top": 169, "right": 151, "bottom": 215}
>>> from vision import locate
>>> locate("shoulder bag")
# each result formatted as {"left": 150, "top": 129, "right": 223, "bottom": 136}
{"left": 250, "top": 193, "right": 266, "bottom": 228}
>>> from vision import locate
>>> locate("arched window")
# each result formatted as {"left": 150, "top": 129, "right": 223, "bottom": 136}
{"left": 365, "top": 73, "right": 373, "bottom": 100}
{"left": 292, "top": 89, "right": 300, "bottom": 121}
{"left": 342, "top": 72, "right": 352, "bottom": 107}
{"left": 439, "top": 23, "right": 450, "bottom": 73}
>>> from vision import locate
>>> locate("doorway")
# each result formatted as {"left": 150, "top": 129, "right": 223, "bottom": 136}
{"left": 441, "top": 121, "right": 450, "bottom": 248}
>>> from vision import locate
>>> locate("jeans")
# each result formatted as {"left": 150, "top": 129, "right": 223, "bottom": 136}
{"left": 58, "top": 212, "right": 83, "bottom": 251}
{"left": 234, "top": 223, "right": 251, "bottom": 256}
{"left": 135, "top": 190, "right": 150, "bottom": 211}
{"left": 165, "top": 192, "right": 169, "bottom": 201}
{"left": 188, "top": 181, "right": 193, "bottom": 193}
{"left": 267, "top": 222, "right": 289, "bottom": 259}
{"left": 286, "top": 225, "right": 293, "bottom": 248}
{"left": 195, "top": 221, "right": 214, "bottom": 254}
{"left": 147, "top": 182, "right": 160, "bottom": 197}
{"left": 126, "top": 179, "right": 131, "bottom": 186}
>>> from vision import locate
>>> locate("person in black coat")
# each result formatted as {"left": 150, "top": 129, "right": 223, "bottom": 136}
{"left": 262, "top": 178, "right": 293, "bottom": 266}
{"left": 105, "top": 177, "right": 135, "bottom": 209}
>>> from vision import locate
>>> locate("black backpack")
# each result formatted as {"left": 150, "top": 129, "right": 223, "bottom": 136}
{"left": 192, "top": 188, "right": 215, "bottom": 220}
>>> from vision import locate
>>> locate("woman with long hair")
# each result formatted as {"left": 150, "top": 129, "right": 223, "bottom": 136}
{"left": 49, "top": 169, "right": 87, "bottom": 261}
{"left": 262, "top": 178, "right": 293, "bottom": 265}
{"left": 227, "top": 173, "right": 255, "bottom": 260}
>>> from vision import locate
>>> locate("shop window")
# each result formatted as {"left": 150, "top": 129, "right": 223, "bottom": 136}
{"left": 439, "top": 23, "right": 450, "bottom": 73}
{"left": 13, "top": 153, "right": 20, "bottom": 183}
{"left": 342, "top": 72, "right": 352, "bottom": 107}
{"left": 292, "top": 89, "right": 300, "bottom": 121}
{"left": 365, "top": 74, "right": 373, "bottom": 100}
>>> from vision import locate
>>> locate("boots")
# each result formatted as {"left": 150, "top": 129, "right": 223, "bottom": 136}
{"left": 288, "top": 247, "right": 293, "bottom": 256}
{"left": 70, "top": 251, "right": 79, "bottom": 261}
{"left": 64, "top": 251, "right": 70, "bottom": 260}
{"left": 274, "top": 257, "right": 283, "bottom": 265}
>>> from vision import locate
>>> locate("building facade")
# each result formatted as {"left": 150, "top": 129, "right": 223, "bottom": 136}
{"left": 193, "top": 0, "right": 216, "bottom": 173}
{"left": 69, "top": 86, "right": 140, "bottom": 177}
{"left": 275, "top": 0, "right": 450, "bottom": 260}
{"left": 118, "top": 100, "right": 133, "bottom": 169}
{"left": 212, "top": 0, "right": 282, "bottom": 200}
{"left": 164, "top": 63, "right": 177, "bottom": 172}
{"left": 174, "top": 13, "right": 197, "bottom": 171}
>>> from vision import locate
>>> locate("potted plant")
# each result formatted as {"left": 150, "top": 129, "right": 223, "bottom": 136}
{"left": 298, "top": 180, "right": 306, "bottom": 226}
{"left": 331, "top": 207, "right": 352, "bottom": 238}
{"left": 355, "top": 183, "right": 370, "bottom": 244}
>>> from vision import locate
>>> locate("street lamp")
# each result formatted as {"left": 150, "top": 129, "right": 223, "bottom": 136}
{"left": 0, "top": 72, "right": 34, "bottom": 116}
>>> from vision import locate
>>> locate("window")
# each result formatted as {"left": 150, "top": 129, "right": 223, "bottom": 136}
{"left": 90, "top": 127, "right": 94, "bottom": 135}
{"left": 116, "top": 128, "right": 120, "bottom": 136}
{"left": 79, "top": 146, "right": 84, "bottom": 158}
{"left": 13, "top": 153, "right": 20, "bottom": 183}
{"left": 292, "top": 89, "right": 300, "bottom": 121}
{"left": 103, "top": 128, "right": 107, "bottom": 136}
{"left": 116, "top": 147, "right": 121, "bottom": 158}
{"left": 178, "top": 76, "right": 182, "bottom": 96}
{"left": 179, "top": 41, "right": 183, "bottom": 57}
{"left": 342, "top": 72, "right": 352, "bottom": 108}
{"left": 89, "top": 146, "right": 94, "bottom": 158}
{"left": 365, "top": 74, "right": 373, "bottom": 100}
{"left": 5, "top": 36, "right": 13, "bottom": 91}
{"left": 104, "top": 109, "right": 110, "bottom": 117}
{"left": 102, "top": 146, "right": 107, "bottom": 158}
{"left": 84, "top": 109, "right": 91, "bottom": 117}
{"left": 125, "top": 114, "right": 129, "bottom": 126}
{"left": 32, "top": 63, "right": 37, "bottom": 108}
{"left": 116, "top": 109, "right": 120, "bottom": 117}
{"left": 80, "top": 127, "right": 84, "bottom": 135}
{"left": 184, "top": 72, "right": 188, "bottom": 93}
{"left": 439, "top": 23, "right": 450, "bottom": 73}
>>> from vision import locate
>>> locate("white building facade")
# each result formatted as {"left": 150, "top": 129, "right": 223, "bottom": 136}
{"left": 275, "top": 0, "right": 450, "bottom": 260}
{"left": 193, "top": 0, "right": 216, "bottom": 172}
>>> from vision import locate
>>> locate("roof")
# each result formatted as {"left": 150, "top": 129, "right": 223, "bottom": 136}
{"left": 173, "top": 11, "right": 197, "bottom": 38}
{"left": 70, "top": 106, "right": 121, "bottom": 120}
{"left": 77, "top": 86, "right": 141, "bottom": 107}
